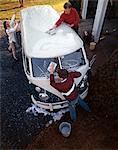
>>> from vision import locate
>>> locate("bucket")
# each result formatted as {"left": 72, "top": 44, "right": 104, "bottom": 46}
{"left": 59, "top": 122, "right": 71, "bottom": 137}
{"left": 89, "top": 42, "right": 96, "bottom": 50}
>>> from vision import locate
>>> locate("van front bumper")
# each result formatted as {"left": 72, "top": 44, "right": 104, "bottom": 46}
{"left": 31, "top": 86, "right": 88, "bottom": 111}
{"left": 31, "top": 95, "right": 68, "bottom": 111}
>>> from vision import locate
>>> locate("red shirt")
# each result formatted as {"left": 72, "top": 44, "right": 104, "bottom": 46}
{"left": 55, "top": 8, "right": 80, "bottom": 28}
{"left": 50, "top": 71, "right": 81, "bottom": 101}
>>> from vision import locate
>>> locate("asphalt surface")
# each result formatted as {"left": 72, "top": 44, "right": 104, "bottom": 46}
{"left": 0, "top": 18, "right": 118, "bottom": 149}
{"left": 0, "top": 35, "right": 52, "bottom": 149}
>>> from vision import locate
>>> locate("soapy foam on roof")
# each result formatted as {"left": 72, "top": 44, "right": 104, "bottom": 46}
{"left": 21, "top": 6, "right": 59, "bottom": 32}
{"left": 21, "top": 6, "right": 83, "bottom": 58}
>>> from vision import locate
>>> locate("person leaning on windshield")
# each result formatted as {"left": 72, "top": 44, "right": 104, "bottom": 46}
{"left": 50, "top": 65, "right": 91, "bottom": 121}
{"left": 50, "top": 2, "right": 80, "bottom": 34}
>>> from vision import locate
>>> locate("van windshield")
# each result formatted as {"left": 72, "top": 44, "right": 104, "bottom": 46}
{"left": 31, "top": 48, "right": 85, "bottom": 77}
{"left": 32, "top": 58, "right": 54, "bottom": 77}
{"left": 61, "top": 48, "right": 85, "bottom": 71}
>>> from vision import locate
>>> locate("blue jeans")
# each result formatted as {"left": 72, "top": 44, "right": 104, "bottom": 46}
{"left": 68, "top": 96, "right": 79, "bottom": 121}
{"left": 68, "top": 96, "right": 91, "bottom": 121}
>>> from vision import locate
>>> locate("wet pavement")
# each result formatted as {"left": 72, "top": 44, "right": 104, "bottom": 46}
{"left": 0, "top": 18, "right": 118, "bottom": 149}
{"left": 0, "top": 35, "right": 52, "bottom": 149}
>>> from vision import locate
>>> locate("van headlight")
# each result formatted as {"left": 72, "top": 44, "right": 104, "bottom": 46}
{"left": 80, "top": 74, "right": 88, "bottom": 88}
{"left": 78, "top": 74, "right": 89, "bottom": 94}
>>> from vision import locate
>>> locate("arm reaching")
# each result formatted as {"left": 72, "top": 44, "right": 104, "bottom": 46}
{"left": 7, "top": 22, "right": 18, "bottom": 34}
{"left": 10, "top": 14, "right": 16, "bottom": 28}
{"left": 70, "top": 71, "right": 81, "bottom": 78}
{"left": 55, "top": 13, "right": 65, "bottom": 27}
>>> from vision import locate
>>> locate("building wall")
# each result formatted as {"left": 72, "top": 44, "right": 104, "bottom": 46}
{"left": 86, "top": 0, "right": 118, "bottom": 19}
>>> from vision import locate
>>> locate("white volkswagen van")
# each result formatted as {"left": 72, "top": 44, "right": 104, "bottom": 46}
{"left": 20, "top": 6, "right": 90, "bottom": 111}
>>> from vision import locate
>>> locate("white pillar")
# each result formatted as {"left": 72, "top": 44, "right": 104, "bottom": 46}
{"left": 92, "top": 0, "right": 109, "bottom": 43}
{"left": 81, "top": 0, "right": 89, "bottom": 19}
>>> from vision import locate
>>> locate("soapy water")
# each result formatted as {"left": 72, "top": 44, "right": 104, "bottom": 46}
{"left": 26, "top": 104, "right": 69, "bottom": 122}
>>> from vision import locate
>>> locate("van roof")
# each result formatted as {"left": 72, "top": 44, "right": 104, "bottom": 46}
{"left": 21, "top": 6, "right": 83, "bottom": 58}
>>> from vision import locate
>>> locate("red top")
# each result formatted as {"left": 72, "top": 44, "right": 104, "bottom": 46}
{"left": 50, "top": 71, "right": 81, "bottom": 101}
{"left": 55, "top": 8, "right": 80, "bottom": 28}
